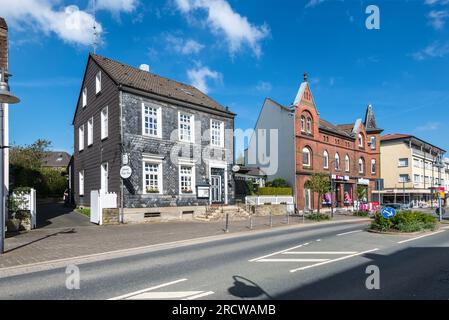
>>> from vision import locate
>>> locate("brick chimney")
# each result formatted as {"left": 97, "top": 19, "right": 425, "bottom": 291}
{"left": 0, "top": 17, "right": 8, "bottom": 81}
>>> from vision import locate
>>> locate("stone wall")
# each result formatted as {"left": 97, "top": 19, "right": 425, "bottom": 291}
{"left": 102, "top": 208, "right": 120, "bottom": 225}
{"left": 251, "top": 204, "right": 288, "bottom": 216}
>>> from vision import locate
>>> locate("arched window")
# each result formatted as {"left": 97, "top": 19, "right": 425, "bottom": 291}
{"left": 358, "top": 133, "right": 364, "bottom": 148}
{"left": 301, "top": 116, "right": 305, "bottom": 132}
{"left": 306, "top": 117, "right": 312, "bottom": 133}
{"left": 335, "top": 153, "right": 340, "bottom": 171}
{"left": 345, "top": 155, "right": 350, "bottom": 172}
{"left": 359, "top": 158, "right": 365, "bottom": 174}
{"left": 371, "top": 159, "right": 376, "bottom": 174}
{"left": 323, "top": 151, "right": 329, "bottom": 169}
{"left": 302, "top": 147, "right": 312, "bottom": 167}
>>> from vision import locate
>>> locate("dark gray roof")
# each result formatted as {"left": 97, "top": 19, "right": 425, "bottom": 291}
{"left": 364, "top": 104, "right": 382, "bottom": 132}
{"left": 42, "top": 151, "right": 71, "bottom": 168}
{"left": 319, "top": 119, "right": 354, "bottom": 139}
{"left": 237, "top": 166, "right": 266, "bottom": 177}
{"left": 0, "top": 18, "right": 7, "bottom": 30}
{"left": 90, "top": 54, "right": 232, "bottom": 114}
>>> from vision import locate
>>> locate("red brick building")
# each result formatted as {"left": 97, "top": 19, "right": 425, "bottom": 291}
{"left": 246, "top": 74, "right": 383, "bottom": 211}
{"left": 294, "top": 74, "right": 383, "bottom": 211}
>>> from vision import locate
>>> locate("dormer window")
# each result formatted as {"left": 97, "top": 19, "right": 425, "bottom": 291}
{"left": 300, "top": 116, "right": 305, "bottom": 132}
{"left": 96, "top": 71, "right": 102, "bottom": 94}
{"left": 306, "top": 117, "right": 312, "bottom": 133}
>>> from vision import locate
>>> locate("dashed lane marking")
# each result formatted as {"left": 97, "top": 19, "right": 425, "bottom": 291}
{"left": 397, "top": 230, "right": 446, "bottom": 244}
{"left": 248, "top": 242, "right": 310, "bottom": 262}
{"left": 108, "top": 278, "right": 188, "bottom": 300}
{"left": 337, "top": 230, "right": 363, "bottom": 236}
{"left": 183, "top": 291, "right": 215, "bottom": 300}
{"left": 289, "top": 248, "right": 379, "bottom": 273}
{"left": 258, "top": 258, "right": 330, "bottom": 263}
{"left": 282, "top": 251, "right": 357, "bottom": 255}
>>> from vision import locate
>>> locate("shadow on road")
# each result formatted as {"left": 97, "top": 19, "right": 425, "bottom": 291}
{"left": 5, "top": 228, "right": 77, "bottom": 254}
{"left": 272, "top": 247, "right": 449, "bottom": 300}
{"left": 228, "top": 275, "right": 273, "bottom": 299}
{"left": 36, "top": 202, "right": 77, "bottom": 228}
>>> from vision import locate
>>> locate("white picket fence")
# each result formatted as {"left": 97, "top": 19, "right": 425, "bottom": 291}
{"left": 12, "top": 188, "right": 37, "bottom": 229}
{"left": 90, "top": 190, "right": 118, "bottom": 225}
{"left": 245, "top": 196, "right": 295, "bottom": 213}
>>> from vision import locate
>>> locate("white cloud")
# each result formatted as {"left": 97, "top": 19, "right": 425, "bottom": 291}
{"left": 165, "top": 34, "right": 204, "bottom": 55}
{"left": 174, "top": 0, "right": 269, "bottom": 57}
{"left": 412, "top": 41, "right": 449, "bottom": 60}
{"left": 416, "top": 122, "right": 441, "bottom": 131}
{"left": 425, "top": 0, "right": 449, "bottom": 5}
{"left": 256, "top": 81, "right": 272, "bottom": 93}
{"left": 427, "top": 10, "right": 449, "bottom": 30}
{"left": 187, "top": 66, "right": 221, "bottom": 93}
{"left": 0, "top": 0, "right": 102, "bottom": 46}
{"left": 94, "top": 0, "right": 138, "bottom": 13}
{"left": 305, "top": 0, "right": 327, "bottom": 8}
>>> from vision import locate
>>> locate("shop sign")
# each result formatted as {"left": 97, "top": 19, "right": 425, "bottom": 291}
{"left": 358, "top": 178, "right": 370, "bottom": 185}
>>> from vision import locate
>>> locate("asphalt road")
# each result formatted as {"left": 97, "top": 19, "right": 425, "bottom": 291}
{"left": 0, "top": 220, "right": 448, "bottom": 300}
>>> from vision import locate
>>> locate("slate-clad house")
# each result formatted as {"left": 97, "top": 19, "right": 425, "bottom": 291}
{"left": 72, "top": 54, "right": 235, "bottom": 222}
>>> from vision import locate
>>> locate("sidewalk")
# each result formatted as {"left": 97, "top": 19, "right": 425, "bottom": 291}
{"left": 0, "top": 214, "right": 368, "bottom": 269}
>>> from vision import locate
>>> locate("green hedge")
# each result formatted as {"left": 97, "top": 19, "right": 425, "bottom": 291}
{"left": 371, "top": 211, "right": 437, "bottom": 233}
{"left": 307, "top": 213, "right": 331, "bottom": 221}
{"left": 258, "top": 187, "right": 293, "bottom": 196}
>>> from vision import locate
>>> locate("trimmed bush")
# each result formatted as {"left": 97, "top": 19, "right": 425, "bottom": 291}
{"left": 258, "top": 187, "right": 293, "bottom": 196}
{"left": 76, "top": 207, "right": 91, "bottom": 217}
{"left": 371, "top": 211, "right": 437, "bottom": 233}
{"left": 307, "top": 213, "right": 331, "bottom": 221}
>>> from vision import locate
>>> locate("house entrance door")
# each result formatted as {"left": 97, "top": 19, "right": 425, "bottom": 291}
{"left": 211, "top": 175, "right": 222, "bottom": 204}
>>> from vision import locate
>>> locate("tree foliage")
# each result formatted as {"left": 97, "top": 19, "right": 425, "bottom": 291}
{"left": 305, "top": 173, "right": 331, "bottom": 214}
{"left": 266, "top": 178, "right": 290, "bottom": 188}
{"left": 9, "top": 140, "right": 68, "bottom": 198}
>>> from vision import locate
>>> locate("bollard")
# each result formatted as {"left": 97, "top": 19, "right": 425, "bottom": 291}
{"left": 286, "top": 212, "right": 290, "bottom": 225}
{"left": 270, "top": 210, "right": 273, "bottom": 228}
{"left": 249, "top": 215, "right": 253, "bottom": 230}
{"left": 225, "top": 213, "right": 229, "bottom": 233}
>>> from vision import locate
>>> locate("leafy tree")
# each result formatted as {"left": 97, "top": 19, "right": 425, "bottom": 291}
{"left": 356, "top": 185, "right": 368, "bottom": 202}
{"left": 10, "top": 139, "right": 52, "bottom": 170}
{"left": 305, "top": 173, "right": 331, "bottom": 214}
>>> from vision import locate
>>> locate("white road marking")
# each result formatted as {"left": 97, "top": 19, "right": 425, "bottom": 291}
{"left": 108, "top": 278, "right": 188, "bottom": 300}
{"left": 183, "top": 291, "right": 215, "bottom": 300}
{"left": 249, "top": 242, "right": 310, "bottom": 262}
{"left": 290, "top": 248, "right": 379, "bottom": 273}
{"left": 127, "top": 291, "right": 204, "bottom": 300}
{"left": 397, "top": 230, "right": 446, "bottom": 244}
{"left": 258, "top": 258, "right": 330, "bottom": 263}
{"left": 283, "top": 251, "right": 357, "bottom": 255}
{"left": 316, "top": 239, "right": 322, "bottom": 242}
{"left": 337, "top": 230, "right": 363, "bottom": 236}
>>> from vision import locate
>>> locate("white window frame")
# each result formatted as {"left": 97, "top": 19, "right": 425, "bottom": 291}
{"left": 370, "top": 136, "right": 376, "bottom": 150}
{"left": 398, "top": 158, "right": 409, "bottom": 167}
{"left": 323, "top": 151, "right": 329, "bottom": 169}
{"left": 359, "top": 158, "right": 365, "bottom": 174}
{"left": 178, "top": 112, "right": 194, "bottom": 143}
{"left": 179, "top": 163, "right": 196, "bottom": 195}
{"left": 79, "top": 170, "right": 85, "bottom": 196}
{"left": 95, "top": 71, "right": 102, "bottom": 94}
{"left": 210, "top": 119, "right": 225, "bottom": 148}
{"left": 78, "top": 124, "right": 85, "bottom": 151}
{"left": 345, "top": 155, "right": 350, "bottom": 172}
{"left": 142, "top": 103, "right": 162, "bottom": 138}
{"left": 335, "top": 153, "right": 340, "bottom": 171}
{"left": 101, "top": 106, "right": 108, "bottom": 140}
{"left": 306, "top": 117, "right": 312, "bottom": 133}
{"left": 302, "top": 147, "right": 311, "bottom": 167}
{"left": 82, "top": 87, "right": 87, "bottom": 108}
{"left": 300, "top": 116, "right": 305, "bottom": 132}
{"left": 87, "top": 117, "right": 93, "bottom": 146}
{"left": 399, "top": 174, "right": 410, "bottom": 183}
{"left": 358, "top": 133, "right": 364, "bottom": 147}
{"left": 142, "top": 157, "right": 163, "bottom": 195}
{"left": 371, "top": 159, "right": 376, "bottom": 174}
{"left": 101, "top": 162, "right": 108, "bottom": 193}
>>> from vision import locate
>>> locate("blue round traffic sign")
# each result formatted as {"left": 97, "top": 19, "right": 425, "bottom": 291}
{"left": 381, "top": 207, "right": 397, "bottom": 219}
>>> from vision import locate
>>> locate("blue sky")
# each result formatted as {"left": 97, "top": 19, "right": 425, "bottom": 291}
{"left": 2, "top": 0, "right": 449, "bottom": 155}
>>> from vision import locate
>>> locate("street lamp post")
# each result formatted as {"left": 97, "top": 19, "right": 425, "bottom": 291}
{"left": 0, "top": 68, "right": 20, "bottom": 255}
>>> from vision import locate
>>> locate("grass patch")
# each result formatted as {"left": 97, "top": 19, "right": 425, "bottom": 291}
{"left": 370, "top": 210, "right": 437, "bottom": 233}
{"left": 76, "top": 207, "right": 91, "bottom": 217}
{"left": 306, "top": 213, "right": 331, "bottom": 221}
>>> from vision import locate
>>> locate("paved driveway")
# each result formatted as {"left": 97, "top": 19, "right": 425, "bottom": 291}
{"left": 37, "top": 202, "right": 91, "bottom": 229}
